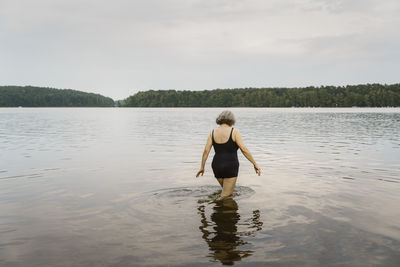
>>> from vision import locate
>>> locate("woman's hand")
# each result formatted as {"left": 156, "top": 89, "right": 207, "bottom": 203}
{"left": 254, "top": 164, "right": 261, "bottom": 176}
{"left": 196, "top": 168, "right": 204, "bottom": 177}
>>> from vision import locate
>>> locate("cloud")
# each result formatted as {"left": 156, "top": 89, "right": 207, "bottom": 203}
{"left": 0, "top": 0, "right": 399, "bottom": 99}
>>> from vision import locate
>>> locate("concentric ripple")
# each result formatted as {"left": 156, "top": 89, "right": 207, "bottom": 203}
{"left": 141, "top": 185, "right": 255, "bottom": 205}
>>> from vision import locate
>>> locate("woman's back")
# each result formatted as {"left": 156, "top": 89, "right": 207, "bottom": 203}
{"left": 212, "top": 126, "right": 234, "bottom": 144}
{"left": 212, "top": 127, "right": 238, "bottom": 154}
{"left": 211, "top": 127, "right": 239, "bottom": 179}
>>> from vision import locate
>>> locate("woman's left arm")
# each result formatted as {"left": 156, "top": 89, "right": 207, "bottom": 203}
{"left": 196, "top": 133, "right": 213, "bottom": 177}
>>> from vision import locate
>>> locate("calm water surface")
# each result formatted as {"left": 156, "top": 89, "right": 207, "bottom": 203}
{"left": 0, "top": 108, "right": 399, "bottom": 266}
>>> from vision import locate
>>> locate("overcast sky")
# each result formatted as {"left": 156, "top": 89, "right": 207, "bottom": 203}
{"left": 1, "top": 0, "right": 399, "bottom": 100}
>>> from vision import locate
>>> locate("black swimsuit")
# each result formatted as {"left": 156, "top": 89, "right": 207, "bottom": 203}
{"left": 211, "top": 128, "right": 239, "bottom": 178}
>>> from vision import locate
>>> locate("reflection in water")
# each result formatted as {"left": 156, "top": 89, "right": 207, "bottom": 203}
{"left": 198, "top": 197, "right": 262, "bottom": 265}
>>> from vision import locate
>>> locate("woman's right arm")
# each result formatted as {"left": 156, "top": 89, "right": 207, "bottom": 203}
{"left": 196, "top": 132, "right": 213, "bottom": 177}
{"left": 234, "top": 129, "right": 261, "bottom": 176}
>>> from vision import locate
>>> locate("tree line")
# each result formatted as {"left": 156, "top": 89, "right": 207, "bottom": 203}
{"left": 0, "top": 86, "right": 115, "bottom": 107}
{"left": 2, "top": 84, "right": 399, "bottom": 107}
{"left": 122, "top": 84, "right": 400, "bottom": 107}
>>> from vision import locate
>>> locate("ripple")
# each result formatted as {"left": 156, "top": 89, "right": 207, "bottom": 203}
{"left": 0, "top": 241, "right": 24, "bottom": 248}
{"left": 378, "top": 179, "right": 400, "bottom": 184}
{"left": 0, "top": 173, "right": 43, "bottom": 180}
{"left": 149, "top": 168, "right": 165, "bottom": 171}
{"left": 0, "top": 228, "right": 17, "bottom": 234}
{"left": 42, "top": 168, "right": 61, "bottom": 172}
{"left": 139, "top": 185, "right": 255, "bottom": 205}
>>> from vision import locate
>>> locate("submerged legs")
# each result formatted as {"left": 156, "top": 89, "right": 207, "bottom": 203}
{"left": 215, "top": 177, "right": 237, "bottom": 201}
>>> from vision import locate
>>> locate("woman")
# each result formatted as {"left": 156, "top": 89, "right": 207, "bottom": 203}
{"left": 196, "top": 110, "right": 261, "bottom": 201}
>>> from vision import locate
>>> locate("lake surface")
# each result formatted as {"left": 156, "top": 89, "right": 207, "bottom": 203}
{"left": 0, "top": 108, "right": 399, "bottom": 266}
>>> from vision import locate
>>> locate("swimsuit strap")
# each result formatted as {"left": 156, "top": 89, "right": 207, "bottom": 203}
{"left": 212, "top": 129, "right": 215, "bottom": 143}
{"left": 229, "top": 127, "right": 234, "bottom": 141}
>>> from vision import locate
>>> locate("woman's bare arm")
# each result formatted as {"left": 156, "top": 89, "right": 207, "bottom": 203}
{"left": 196, "top": 133, "right": 213, "bottom": 177}
{"left": 233, "top": 129, "right": 261, "bottom": 176}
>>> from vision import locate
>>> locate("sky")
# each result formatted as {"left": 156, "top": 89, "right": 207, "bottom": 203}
{"left": 1, "top": 0, "right": 399, "bottom": 100}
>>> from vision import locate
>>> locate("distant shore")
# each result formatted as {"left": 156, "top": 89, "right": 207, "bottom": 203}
{"left": 1, "top": 84, "right": 399, "bottom": 107}
{"left": 121, "top": 83, "right": 400, "bottom": 107}
{"left": 0, "top": 86, "right": 114, "bottom": 107}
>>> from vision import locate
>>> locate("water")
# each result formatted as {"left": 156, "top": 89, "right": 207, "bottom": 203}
{"left": 0, "top": 108, "right": 399, "bottom": 266}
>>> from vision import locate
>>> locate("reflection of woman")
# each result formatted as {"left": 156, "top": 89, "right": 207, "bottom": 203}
{"left": 198, "top": 198, "right": 262, "bottom": 265}
{"left": 196, "top": 110, "right": 261, "bottom": 201}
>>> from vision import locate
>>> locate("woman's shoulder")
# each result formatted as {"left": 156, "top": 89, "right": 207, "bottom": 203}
{"left": 232, "top": 127, "right": 240, "bottom": 133}
{"left": 232, "top": 127, "right": 240, "bottom": 141}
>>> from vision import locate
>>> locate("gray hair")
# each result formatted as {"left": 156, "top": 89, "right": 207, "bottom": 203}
{"left": 216, "top": 110, "right": 236, "bottom": 126}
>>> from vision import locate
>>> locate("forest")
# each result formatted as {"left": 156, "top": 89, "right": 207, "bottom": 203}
{"left": 0, "top": 86, "right": 115, "bottom": 107}
{"left": 2, "top": 84, "right": 399, "bottom": 108}
{"left": 122, "top": 84, "right": 400, "bottom": 107}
